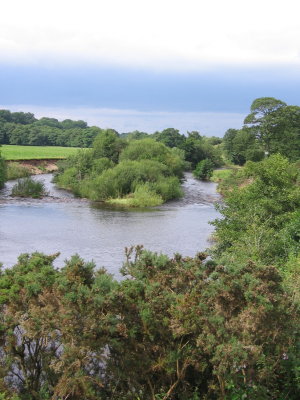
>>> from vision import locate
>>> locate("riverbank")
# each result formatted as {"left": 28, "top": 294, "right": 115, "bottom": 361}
{"left": 7, "top": 159, "right": 59, "bottom": 174}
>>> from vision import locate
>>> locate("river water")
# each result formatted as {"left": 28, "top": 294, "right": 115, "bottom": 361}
{"left": 0, "top": 173, "right": 220, "bottom": 278}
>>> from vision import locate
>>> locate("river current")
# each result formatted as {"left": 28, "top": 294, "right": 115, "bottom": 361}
{"left": 0, "top": 173, "right": 220, "bottom": 278}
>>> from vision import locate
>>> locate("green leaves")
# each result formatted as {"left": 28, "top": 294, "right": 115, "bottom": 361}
{"left": 193, "top": 159, "right": 214, "bottom": 180}
{"left": 213, "top": 155, "right": 300, "bottom": 264}
{"left": 0, "top": 248, "right": 298, "bottom": 399}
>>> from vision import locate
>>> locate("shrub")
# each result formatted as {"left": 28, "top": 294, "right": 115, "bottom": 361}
{"left": 108, "top": 184, "right": 163, "bottom": 207}
{"left": 93, "top": 129, "right": 125, "bottom": 162}
{"left": 120, "top": 139, "right": 185, "bottom": 176}
{"left": 55, "top": 138, "right": 185, "bottom": 207}
{"left": 91, "top": 157, "right": 114, "bottom": 176}
{"left": 129, "top": 184, "right": 163, "bottom": 207}
{"left": 91, "top": 160, "right": 170, "bottom": 201}
{"left": 11, "top": 177, "right": 48, "bottom": 198}
{"left": 193, "top": 159, "right": 214, "bottom": 180}
{"left": 151, "top": 176, "right": 183, "bottom": 201}
{"left": 54, "top": 166, "right": 79, "bottom": 191}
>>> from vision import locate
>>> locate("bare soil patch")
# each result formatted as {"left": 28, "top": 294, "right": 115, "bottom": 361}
{"left": 9, "top": 159, "right": 59, "bottom": 175}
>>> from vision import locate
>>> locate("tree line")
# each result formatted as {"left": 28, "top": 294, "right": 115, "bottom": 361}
{"left": 0, "top": 110, "right": 99, "bottom": 148}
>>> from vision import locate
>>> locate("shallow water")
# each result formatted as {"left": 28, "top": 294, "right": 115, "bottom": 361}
{"left": 0, "top": 173, "right": 220, "bottom": 278}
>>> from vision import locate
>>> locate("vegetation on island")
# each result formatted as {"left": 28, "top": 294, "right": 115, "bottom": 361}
{"left": 53, "top": 128, "right": 223, "bottom": 207}
{"left": 54, "top": 132, "right": 183, "bottom": 207}
{"left": 11, "top": 177, "right": 48, "bottom": 198}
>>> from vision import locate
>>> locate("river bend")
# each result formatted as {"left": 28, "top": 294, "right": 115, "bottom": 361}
{"left": 0, "top": 173, "right": 220, "bottom": 278}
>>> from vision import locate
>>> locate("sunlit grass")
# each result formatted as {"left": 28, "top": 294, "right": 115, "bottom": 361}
{"left": 1, "top": 145, "right": 81, "bottom": 160}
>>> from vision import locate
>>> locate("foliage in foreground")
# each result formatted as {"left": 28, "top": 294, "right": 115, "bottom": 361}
{"left": 0, "top": 249, "right": 298, "bottom": 400}
{"left": 11, "top": 177, "right": 48, "bottom": 198}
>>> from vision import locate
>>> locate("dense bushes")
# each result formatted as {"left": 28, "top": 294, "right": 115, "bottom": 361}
{"left": 55, "top": 134, "right": 184, "bottom": 207}
{"left": 208, "top": 154, "right": 300, "bottom": 399}
{"left": 0, "top": 249, "right": 298, "bottom": 400}
{"left": 212, "top": 155, "right": 300, "bottom": 265}
{"left": 193, "top": 158, "right": 214, "bottom": 180}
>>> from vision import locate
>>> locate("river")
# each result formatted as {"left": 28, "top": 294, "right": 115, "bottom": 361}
{"left": 0, "top": 173, "right": 220, "bottom": 278}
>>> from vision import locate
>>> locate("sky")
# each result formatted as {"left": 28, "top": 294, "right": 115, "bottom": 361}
{"left": 0, "top": 0, "right": 300, "bottom": 136}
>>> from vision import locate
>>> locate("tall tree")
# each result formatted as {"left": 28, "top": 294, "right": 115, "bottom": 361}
{"left": 244, "top": 97, "right": 287, "bottom": 153}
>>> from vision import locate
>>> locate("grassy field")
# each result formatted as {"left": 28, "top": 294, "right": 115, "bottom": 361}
{"left": 0, "top": 145, "right": 80, "bottom": 160}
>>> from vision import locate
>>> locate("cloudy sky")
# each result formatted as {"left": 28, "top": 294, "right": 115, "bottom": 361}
{"left": 0, "top": 0, "right": 300, "bottom": 135}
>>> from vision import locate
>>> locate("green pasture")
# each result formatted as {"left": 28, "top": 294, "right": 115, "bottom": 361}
{"left": 0, "top": 145, "right": 80, "bottom": 160}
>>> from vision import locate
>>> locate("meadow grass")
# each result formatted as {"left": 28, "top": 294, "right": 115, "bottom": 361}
{"left": 1, "top": 145, "right": 80, "bottom": 160}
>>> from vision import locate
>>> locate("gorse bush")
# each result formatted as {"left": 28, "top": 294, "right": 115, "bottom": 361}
{"left": 11, "top": 177, "right": 48, "bottom": 198}
{"left": 0, "top": 249, "right": 298, "bottom": 400}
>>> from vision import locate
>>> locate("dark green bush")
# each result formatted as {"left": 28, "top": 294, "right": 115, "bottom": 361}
{"left": 55, "top": 137, "right": 184, "bottom": 206}
{"left": 151, "top": 176, "right": 183, "bottom": 201}
{"left": 120, "top": 138, "right": 185, "bottom": 177}
{"left": 193, "top": 159, "right": 214, "bottom": 180}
